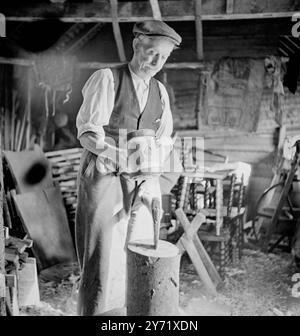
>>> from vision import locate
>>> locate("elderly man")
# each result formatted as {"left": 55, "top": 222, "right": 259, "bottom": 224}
{"left": 75, "top": 20, "right": 182, "bottom": 315}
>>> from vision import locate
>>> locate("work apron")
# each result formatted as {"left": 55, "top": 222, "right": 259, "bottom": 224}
{"left": 75, "top": 149, "right": 162, "bottom": 315}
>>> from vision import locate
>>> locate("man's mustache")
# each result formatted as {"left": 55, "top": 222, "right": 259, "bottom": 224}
{"left": 139, "top": 62, "right": 158, "bottom": 71}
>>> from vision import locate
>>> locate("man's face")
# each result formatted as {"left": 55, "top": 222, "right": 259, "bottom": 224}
{"left": 134, "top": 37, "right": 174, "bottom": 78}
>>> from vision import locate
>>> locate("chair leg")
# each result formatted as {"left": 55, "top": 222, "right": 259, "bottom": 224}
{"left": 219, "top": 241, "right": 226, "bottom": 279}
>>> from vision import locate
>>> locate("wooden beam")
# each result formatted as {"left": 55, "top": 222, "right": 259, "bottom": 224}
{"left": 195, "top": 71, "right": 205, "bottom": 129}
{"left": 77, "top": 61, "right": 205, "bottom": 70}
{"left": 53, "top": 23, "right": 87, "bottom": 51}
{"left": 109, "top": 0, "right": 126, "bottom": 62}
{"left": 175, "top": 208, "right": 221, "bottom": 295}
{"left": 66, "top": 23, "right": 105, "bottom": 53}
{"left": 26, "top": 68, "right": 32, "bottom": 150}
{"left": 149, "top": 0, "right": 162, "bottom": 20}
{"left": 2, "top": 1, "right": 298, "bottom": 23}
{"left": 226, "top": 0, "right": 234, "bottom": 14}
{"left": 0, "top": 57, "right": 205, "bottom": 70}
{"left": 195, "top": 0, "right": 203, "bottom": 60}
{"left": 205, "top": 12, "right": 295, "bottom": 20}
{"left": 0, "top": 57, "right": 34, "bottom": 67}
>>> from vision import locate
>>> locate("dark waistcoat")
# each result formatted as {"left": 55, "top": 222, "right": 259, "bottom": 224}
{"left": 103, "top": 64, "right": 163, "bottom": 143}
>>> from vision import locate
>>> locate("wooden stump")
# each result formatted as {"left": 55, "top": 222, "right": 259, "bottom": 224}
{"left": 127, "top": 239, "right": 180, "bottom": 316}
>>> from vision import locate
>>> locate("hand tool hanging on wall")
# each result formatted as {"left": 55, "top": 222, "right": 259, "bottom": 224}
{"left": 33, "top": 53, "right": 77, "bottom": 150}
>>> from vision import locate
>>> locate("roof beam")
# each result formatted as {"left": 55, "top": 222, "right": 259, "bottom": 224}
{"left": 109, "top": 0, "right": 126, "bottom": 62}
{"left": 0, "top": 57, "right": 204, "bottom": 70}
{"left": 65, "top": 23, "right": 105, "bottom": 53}
{"left": 2, "top": 1, "right": 299, "bottom": 22}
{"left": 149, "top": 0, "right": 162, "bottom": 20}
{"left": 53, "top": 23, "right": 88, "bottom": 51}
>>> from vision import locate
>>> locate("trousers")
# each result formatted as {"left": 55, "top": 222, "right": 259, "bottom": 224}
{"left": 75, "top": 149, "right": 163, "bottom": 315}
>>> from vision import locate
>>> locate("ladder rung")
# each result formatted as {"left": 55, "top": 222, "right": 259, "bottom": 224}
{"left": 256, "top": 212, "right": 294, "bottom": 222}
{"left": 257, "top": 211, "right": 272, "bottom": 218}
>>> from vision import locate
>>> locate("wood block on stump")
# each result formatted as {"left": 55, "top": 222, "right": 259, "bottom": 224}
{"left": 127, "top": 239, "right": 180, "bottom": 316}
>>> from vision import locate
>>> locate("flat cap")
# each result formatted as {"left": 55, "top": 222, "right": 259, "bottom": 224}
{"left": 133, "top": 20, "right": 182, "bottom": 46}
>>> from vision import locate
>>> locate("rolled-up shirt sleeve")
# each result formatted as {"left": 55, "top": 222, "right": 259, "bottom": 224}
{"left": 156, "top": 81, "right": 174, "bottom": 143}
{"left": 76, "top": 69, "right": 115, "bottom": 139}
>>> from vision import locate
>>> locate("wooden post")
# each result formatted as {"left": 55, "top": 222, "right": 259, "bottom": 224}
{"left": 6, "top": 274, "right": 19, "bottom": 316}
{"left": 195, "top": 0, "right": 203, "bottom": 60}
{"left": 149, "top": 0, "right": 162, "bottom": 20}
{"left": 195, "top": 72, "right": 203, "bottom": 130}
{"left": 0, "top": 137, "right": 6, "bottom": 315}
{"left": 0, "top": 57, "right": 204, "bottom": 70}
{"left": 127, "top": 239, "right": 180, "bottom": 316}
{"left": 25, "top": 68, "right": 32, "bottom": 150}
{"left": 226, "top": 0, "right": 234, "bottom": 14}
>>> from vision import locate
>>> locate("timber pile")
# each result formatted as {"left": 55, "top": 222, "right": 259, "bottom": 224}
{"left": 5, "top": 235, "right": 33, "bottom": 273}
{"left": 45, "top": 148, "right": 83, "bottom": 226}
{"left": 3, "top": 147, "right": 77, "bottom": 270}
{"left": 4, "top": 230, "right": 38, "bottom": 316}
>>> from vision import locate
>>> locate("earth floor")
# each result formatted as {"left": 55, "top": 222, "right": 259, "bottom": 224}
{"left": 20, "top": 248, "right": 300, "bottom": 316}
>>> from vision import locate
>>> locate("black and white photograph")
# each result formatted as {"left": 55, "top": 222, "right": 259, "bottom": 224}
{"left": 0, "top": 0, "right": 300, "bottom": 321}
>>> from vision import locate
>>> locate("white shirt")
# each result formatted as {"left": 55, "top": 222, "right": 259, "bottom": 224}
{"left": 76, "top": 65, "right": 173, "bottom": 142}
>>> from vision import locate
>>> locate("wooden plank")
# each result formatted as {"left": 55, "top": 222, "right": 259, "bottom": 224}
{"left": 175, "top": 208, "right": 221, "bottom": 294}
{"left": 110, "top": 0, "right": 126, "bottom": 62}
{"left": 178, "top": 235, "right": 217, "bottom": 296}
{"left": 176, "top": 209, "right": 221, "bottom": 285}
{"left": 149, "top": 0, "right": 162, "bottom": 20}
{"left": 12, "top": 187, "right": 76, "bottom": 270}
{"left": 176, "top": 208, "right": 205, "bottom": 239}
{"left": 194, "top": 0, "right": 203, "bottom": 60}
{"left": 2, "top": 1, "right": 299, "bottom": 22}
{"left": 8, "top": 274, "right": 19, "bottom": 316}
{"left": 175, "top": 207, "right": 195, "bottom": 239}
{"left": 18, "top": 258, "right": 40, "bottom": 307}
{"left": 193, "top": 235, "right": 222, "bottom": 286}
{"left": 189, "top": 212, "right": 206, "bottom": 237}
{"left": 3, "top": 148, "right": 53, "bottom": 194}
